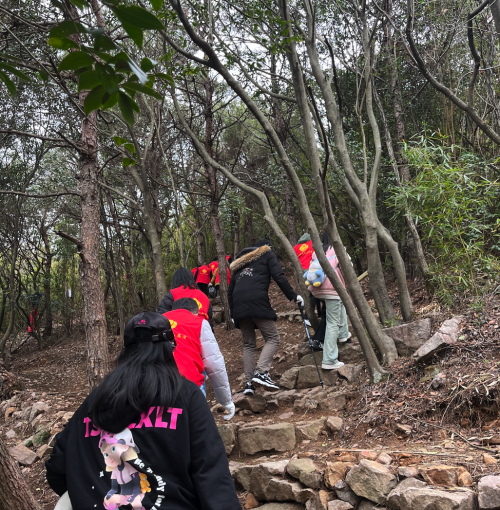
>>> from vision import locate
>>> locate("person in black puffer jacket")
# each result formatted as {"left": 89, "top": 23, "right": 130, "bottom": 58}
{"left": 228, "top": 239, "right": 303, "bottom": 394}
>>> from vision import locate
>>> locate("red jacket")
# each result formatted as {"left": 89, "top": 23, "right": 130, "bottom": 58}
{"left": 195, "top": 265, "right": 211, "bottom": 284}
{"left": 163, "top": 309, "right": 204, "bottom": 387}
{"left": 170, "top": 286, "right": 210, "bottom": 321}
{"left": 293, "top": 240, "right": 314, "bottom": 270}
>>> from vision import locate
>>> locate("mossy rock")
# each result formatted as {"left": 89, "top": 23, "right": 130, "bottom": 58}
{"left": 33, "top": 428, "right": 50, "bottom": 445}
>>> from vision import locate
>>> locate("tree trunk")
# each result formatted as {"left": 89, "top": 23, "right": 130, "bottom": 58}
{"left": 104, "top": 189, "right": 140, "bottom": 313}
{"left": 490, "top": 0, "right": 500, "bottom": 48}
{"left": 103, "top": 216, "right": 125, "bottom": 338}
{"left": 77, "top": 108, "right": 110, "bottom": 389}
{"left": 233, "top": 209, "right": 240, "bottom": 257}
{"left": 127, "top": 134, "right": 168, "bottom": 305}
{"left": 284, "top": 182, "right": 298, "bottom": 245}
{"left": 40, "top": 221, "right": 53, "bottom": 336}
{"left": 382, "top": 14, "right": 430, "bottom": 283}
{"left": 0, "top": 437, "right": 41, "bottom": 510}
{"left": 243, "top": 195, "right": 254, "bottom": 247}
{"left": 61, "top": 0, "right": 109, "bottom": 390}
{"left": 0, "top": 240, "right": 18, "bottom": 360}
{"left": 195, "top": 212, "right": 204, "bottom": 264}
{"left": 203, "top": 70, "right": 234, "bottom": 329}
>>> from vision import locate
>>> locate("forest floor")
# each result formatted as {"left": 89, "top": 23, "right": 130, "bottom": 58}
{"left": 2, "top": 269, "right": 500, "bottom": 509}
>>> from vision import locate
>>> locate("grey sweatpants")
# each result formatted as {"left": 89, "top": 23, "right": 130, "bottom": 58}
{"left": 239, "top": 317, "right": 280, "bottom": 383}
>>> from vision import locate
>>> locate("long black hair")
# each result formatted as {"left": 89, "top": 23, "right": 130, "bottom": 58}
{"left": 171, "top": 267, "right": 198, "bottom": 290}
{"left": 88, "top": 341, "right": 182, "bottom": 433}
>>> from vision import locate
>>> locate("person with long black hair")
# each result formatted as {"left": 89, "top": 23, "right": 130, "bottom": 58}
{"left": 158, "top": 268, "right": 214, "bottom": 329}
{"left": 45, "top": 312, "right": 240, "bottom": 510}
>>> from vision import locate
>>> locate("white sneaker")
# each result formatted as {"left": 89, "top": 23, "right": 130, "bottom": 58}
{"left": 322, "top": 361, "right": 344, "bottom": 370}
{"left": 339, "top": 332, "right": 352, "bottom": 343}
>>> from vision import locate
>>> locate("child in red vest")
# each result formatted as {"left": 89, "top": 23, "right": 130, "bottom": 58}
{"left": 163, "top": 298, "right": 235, "bottom": 420}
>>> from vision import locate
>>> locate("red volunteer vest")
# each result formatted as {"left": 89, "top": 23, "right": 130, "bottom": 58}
{"left": 170, "top": 286, "right": 210, "bottom": 321}
{"left": 191, "top": 267, "right": 197, "bottom": 277}
{"left": 294, "top": 240, "right": 314, "bottom": 270}
{"left": 209, "top": 261, "right": 218, "bottom": 276}
{"left": 215, "top": 266, "right": 230, "bottom": 285}
{"left": 196, "top": 265, "right": 211, "bottom": 284}
{"left": 210, "top": 260, "right": 230, "bottom": 285}
{"left": 163, "top": 309, "right": 205, "bottom": 387}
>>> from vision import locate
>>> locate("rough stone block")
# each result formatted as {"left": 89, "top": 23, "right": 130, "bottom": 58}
{"left": 384, "top": 319, "right": 432, "bottom": 357}
{"left": 239, "top": 423, "right": 296, "bottom": 455}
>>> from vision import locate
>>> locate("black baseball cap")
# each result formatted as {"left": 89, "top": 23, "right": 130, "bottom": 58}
{"left": 124, "top": 312, "right": 176, "bottom": 348}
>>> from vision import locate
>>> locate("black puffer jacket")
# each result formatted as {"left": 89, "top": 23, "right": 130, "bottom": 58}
{"left": 228, "top": 245, "right": 297, "bottom": 328}
{"left": 158, "top": 291, "right": 214, "bottom": 329}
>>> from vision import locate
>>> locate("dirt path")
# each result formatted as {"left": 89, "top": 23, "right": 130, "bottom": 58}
{"left": 2, "top": 273, "right": 500, "bottom": 508}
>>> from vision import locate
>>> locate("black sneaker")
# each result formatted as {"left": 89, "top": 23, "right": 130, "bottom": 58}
{"left": 252, "top": 372, "right": 279, "bottom": 390}
{"left": 243, "top": 382, "right": 255, "bottom": 395}
{"left": 311, "top": 340, "right": 324, "bottom": 351}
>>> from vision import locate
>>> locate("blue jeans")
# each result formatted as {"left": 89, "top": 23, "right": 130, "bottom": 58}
{"left": 200, "top": 370, "right": 207, "bottom": 397}
{"left": 322, "top": 299, "right": 348, "bottom": 365}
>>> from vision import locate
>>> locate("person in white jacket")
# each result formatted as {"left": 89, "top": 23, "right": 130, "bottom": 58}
{"left": 163, "top": 298, "right": 235, "bottom": 420}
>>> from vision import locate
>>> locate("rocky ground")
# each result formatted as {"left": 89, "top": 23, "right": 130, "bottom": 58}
{"left": 1, "top": 272, "right": 500, "bottom": 510}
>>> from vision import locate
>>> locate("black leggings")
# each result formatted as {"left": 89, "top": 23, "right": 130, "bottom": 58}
{"left": 197, "top": 283, "right": 209, "bottom": 296}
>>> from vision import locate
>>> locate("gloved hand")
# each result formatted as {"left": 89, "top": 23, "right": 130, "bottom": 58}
{"left": 223, "top": 402, "right": 236, "bottom": 421}
{"left": 295, "top": 295, "right": 304, "bottom": 307}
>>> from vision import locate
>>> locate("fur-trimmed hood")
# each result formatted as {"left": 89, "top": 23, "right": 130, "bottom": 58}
{"left": 230, "top": 245, "right": 271, "bottom": 272}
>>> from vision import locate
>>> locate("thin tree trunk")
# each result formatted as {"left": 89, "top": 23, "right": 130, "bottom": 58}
{"left": 203, "top": 70, "right": 234, "bottom": 329}
{"left": 0, "top": 292, "right": 6, "bottom": 333}
{"left": 382, "top": 13, "right": 430, "bottom": 283}
{"left": 195, "top": 211, "right": 204, "bottom": 264}
{"left": 0, "top": 437, "right": 41, "bottom": 510}
{"left": 490, "top": 0, "right": 500, "bottom": 48}
{"left": 233, "top": 209, "right": 240, "bottom": 256}
{"left": 128, "top": 129, "right": 168, "bottom": 304}
{"left": 40, "top": 220, "right": 53, "bottom": 336}
{"left": 103, "top": 212, "right": 125, "bottom": 338}
{"left": 104, "top": 190, "right": 140, "bottom": 313}
{"left": 0, "top": 240, "right": 17, "bottom": 360}
{"left": 284, "top": 182, "right": 298, "bottom": 245}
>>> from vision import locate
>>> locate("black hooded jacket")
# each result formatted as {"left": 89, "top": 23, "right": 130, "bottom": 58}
{"left": 228, "top": 245, "right": 297, "bottom": 327}
{"left": 45, "top": 379, "right": 239, "bottom": 510}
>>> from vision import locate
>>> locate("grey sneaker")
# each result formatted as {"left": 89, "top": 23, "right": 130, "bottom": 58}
{"left": 243, "top": 382, "right": 255, "bottom": 395}
{"left": 322, "top": 361, "right": 345, "bottom": 370}
{"left": 252, "top": 372, "right": 279, "bottom": 390}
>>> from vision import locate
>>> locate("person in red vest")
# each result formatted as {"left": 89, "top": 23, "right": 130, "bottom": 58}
{"left": 294, "top": 233, "right": 314, "bottom": 270}
{"left": 158, "top": 268, "right": 214, "bottom": 329}
{"left": 194, "top": 262, "right": 211, "bottom": 296}
{"left": 209, "top": 257, "right": 231, "bottom": 297}
{"left": 209, "top": 257, "right": 218, "bottom": 280}
{"left": 163, "top": 298, "right": 235, "bottom": 419}
{"left": 294, "top": 233, "right": 321, "bottom": 319}
{"left": 191, "top": 266, "right": 197, "bottom": 278}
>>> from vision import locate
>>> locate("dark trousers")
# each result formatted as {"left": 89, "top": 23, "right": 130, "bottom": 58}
{"left": 198, "top": 283, "right": 209, "bottom": 296}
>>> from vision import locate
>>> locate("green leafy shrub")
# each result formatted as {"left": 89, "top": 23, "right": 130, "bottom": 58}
{"left": 390, "top": 135, "right": 500, "bottom": 305}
